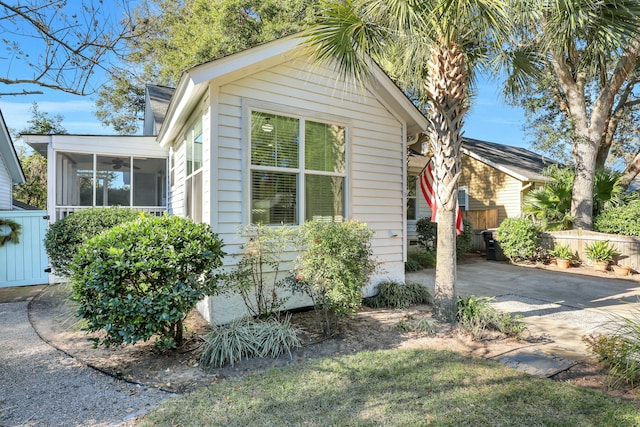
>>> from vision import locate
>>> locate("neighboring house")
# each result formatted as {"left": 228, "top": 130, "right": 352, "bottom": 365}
{"left": 0, "top": 109, "right": 25, "bottom": 209}
{"left": 407, "top": 138, "right": 554, "bottom": 244}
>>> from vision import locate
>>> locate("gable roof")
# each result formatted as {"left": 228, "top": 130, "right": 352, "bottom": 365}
{"left": 408, "top": 137, "right": 555, "bottom": 182}
{"left": 145, "top": 85, "right": 175, "bottom": 135}
{"left": 157, "top": 34, "right": 428, "bottom": 146}
{"left": 461, "top": 138, "right": 555, "bottom": 182}
{"left": 0, "top": 109, "right": 25, "bottom": 185}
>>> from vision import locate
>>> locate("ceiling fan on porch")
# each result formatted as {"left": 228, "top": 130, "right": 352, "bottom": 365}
{"left": 102, "top": 158, "right": 140, "bottom": 170}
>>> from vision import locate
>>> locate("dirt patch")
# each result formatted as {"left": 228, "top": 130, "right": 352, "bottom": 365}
{"left": 28, "top": 282, "right": 639, "bottom": 403}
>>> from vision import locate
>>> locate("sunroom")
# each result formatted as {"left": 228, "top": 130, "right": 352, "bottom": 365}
{"left": 23, "top": 135, "right": 169, "bottom": 221}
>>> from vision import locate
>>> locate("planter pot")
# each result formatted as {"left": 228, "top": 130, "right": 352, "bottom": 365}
{"left": 612, "top": 264, "right": 632, "bottom": 277}
{"left": 592, "top": 261, "right": 610, "bottom": 272}
{"left": 556, "top": 259, "right": 570, "bottom": 269}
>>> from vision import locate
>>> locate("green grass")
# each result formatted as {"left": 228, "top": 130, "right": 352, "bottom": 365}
{"left": 140, "top": 348, "right": 640, "bottom": 426}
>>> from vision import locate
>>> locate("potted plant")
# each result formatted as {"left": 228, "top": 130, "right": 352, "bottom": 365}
{"left": 611, "top": 263, "right": 632, "bottom": 277}
{"left": 585, "top": 240, "right": 619, "bottom": 272}
{"left": 548, "top": 244, "right": 574, "bottom": 269}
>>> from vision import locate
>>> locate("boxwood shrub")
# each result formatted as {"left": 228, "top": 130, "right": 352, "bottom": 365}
{"left": 594, "top": 201, "right": 640, "bottom": 236}
{"left": 44, "top": 207, "right": 144, "bottom": 277}
{"left": 70, "top": 214, "right": 225, "bottom": 350}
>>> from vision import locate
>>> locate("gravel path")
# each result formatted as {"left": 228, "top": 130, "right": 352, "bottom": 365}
{"left": 0, "top": 301, "right": 171, "bottom": 427}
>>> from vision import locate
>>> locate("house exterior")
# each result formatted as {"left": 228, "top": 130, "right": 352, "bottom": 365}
{"left": 407, "top": 138, "right": 554, "bottom": 244}
{"left": 155, "top": 35, "right": 428, "bottom": 324}
{"left": 0, "top": 110, "right": 25, "bottom": 210}
{"left": 24, "top": 135, "right": 169, "bottom": 222}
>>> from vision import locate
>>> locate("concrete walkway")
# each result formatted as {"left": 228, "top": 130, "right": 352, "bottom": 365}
{"left": 407, "top": 257, "right": 640, "bottom": 376}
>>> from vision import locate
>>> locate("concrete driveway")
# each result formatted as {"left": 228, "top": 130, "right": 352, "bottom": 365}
{"left": 407, "top": 256, "right": 640, "bottom": 359}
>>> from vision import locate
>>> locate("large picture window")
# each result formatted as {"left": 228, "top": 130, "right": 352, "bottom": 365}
{"left": 250, "top": 111, "right": 346, "bottom": 225}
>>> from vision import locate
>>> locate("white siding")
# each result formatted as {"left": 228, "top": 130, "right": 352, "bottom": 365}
{"left": 0, "top": 152, "right": 11, "bottom": 210}
{"left": 197, "top": 56, "right": 407, "bottom": 324}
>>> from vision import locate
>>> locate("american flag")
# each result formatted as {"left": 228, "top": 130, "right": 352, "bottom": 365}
{"left": 419, "top": 159, "right": 464, "bottom": 236}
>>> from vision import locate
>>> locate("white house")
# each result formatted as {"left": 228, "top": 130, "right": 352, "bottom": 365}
{"left": 0, "top": 110, "right": 25, "bottom": 210}
{"left": 156, "top": 35, "right": 428, "bottom": 323}
{"left": 26, "top": 35, "right": 428, "bottom": 323}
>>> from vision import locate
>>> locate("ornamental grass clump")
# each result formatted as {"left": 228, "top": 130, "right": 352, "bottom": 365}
{"left": 70, "top": 214, "right": 225, "bottom": 350}
{"left": 200, "top": 317, "right": 301, "bottom": 368}
{"left": 364, "top": 280, "right": 432, "bottom": 309}
{"left": 293, "top": 219, "right": 376, "bottom": 335}
{"left": 457, "top": 295, "right": 525, "bottom": 338}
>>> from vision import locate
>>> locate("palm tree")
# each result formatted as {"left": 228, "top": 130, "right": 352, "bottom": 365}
{"left": 500, "top": 0, "right": 640, "bottom": 230}
{"left": 305, "top": 0, "right": 508, "bottom": 322}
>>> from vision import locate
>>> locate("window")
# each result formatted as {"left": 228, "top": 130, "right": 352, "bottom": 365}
{"left": 185, "top": 117, "right": 203, "bottom": 222}
{"left": 250, "top": 111, "right": 346, "bottom": 225}
{"left": 407, "top": 174, "right": 418, "bottom": 220}
{"left": 458, "top": 186, "right": 469, "bottom": 211}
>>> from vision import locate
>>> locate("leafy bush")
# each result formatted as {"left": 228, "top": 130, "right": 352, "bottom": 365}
{"left": 496, "top": 217, "right": 539, "bottom": 262}
{"left": 595, "top": 201, "right": 640, "bottom": 236}
{"left": 416, "top": 217, "right": 473, "bottom": 259}
{"left": 44, "top": 207, "right": 143, "bottom": 277}
{"left": 456, "top": 295, "right": 525, "bottom": 338}
{"left": 293, "top": 220, "right": 376, "bottom": 334}
{"left": 70, "top": 215, "right": 225, "bottom": 350}
{"left": 200, "top": 317, "right": 301, "bottom": 368}
{"left": 224, "top": 224, "right": 295, "bottom": 319}
{"left": 585, "top": 240, "right": 620, "bottom": 263}
{"left": 364, "top": 280, "right": 432, "bottom": 309}
{"left": 406, "top": 250, "right": 436, "bottom": 271}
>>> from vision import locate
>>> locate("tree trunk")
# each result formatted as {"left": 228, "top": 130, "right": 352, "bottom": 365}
{"left": 433, "top": 208, "right": 457, "bottom": 322}
{"left": 619, "top": 150, "right": 640, "bottom": 190}
{"left": 424, "top": 42, "right": 467, "bottom": 323}
{"left": 571, "top": 136, "right": 598, "bottom": 230}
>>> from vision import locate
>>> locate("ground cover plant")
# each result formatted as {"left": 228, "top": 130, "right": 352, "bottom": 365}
{"left": 457, "top": 295, "right": 526, "bottom": 338}
{"left": 364, "top": 280, "right": 432, "bottom": 309}
{"left": 139, "top": 348, "right": 640, "bottom": 427}
{"left": 70, "top": 215, "right": 225, "bottom": 350}
{"left": 44, "top": 207, "right": 143, "bottom": 277}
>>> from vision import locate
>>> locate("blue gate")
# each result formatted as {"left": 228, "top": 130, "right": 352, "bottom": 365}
{"left": 0, "top": 210, "right": 49, "bottom": 287}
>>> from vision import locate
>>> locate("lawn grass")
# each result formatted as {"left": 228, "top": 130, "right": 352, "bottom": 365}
{"left": 140, "top": 348, "right": 640, "bottom": 426}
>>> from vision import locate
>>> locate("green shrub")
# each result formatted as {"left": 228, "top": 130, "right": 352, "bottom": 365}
{"left": 594, "top": 200, "right": 640, "bottom": 236}
{"left": 224, "top": 224, "right": 295, "bottom": 319}
{"left": 496, "top": 217, "right": 539, "bottom": 262}
{"left": 406, "top": 250, "right": 436, "bottom": 270}
{"left": 585, "top": 240, "right": 620, "bottom": 263}
{"left": 416, "top": 217, "right": 473, "bottom": 259}
{"left": 364, "top": 280, "right": 432, "bottom": 309}
{"left": 44, "top": 207, "right": 143, "bottom": 277}
{"left": 456, "top": 295, "right": 525, "bottom": 338}
{"left": 70, "top": 215, "right": 225, "bottom": 350}
{"left": 293, "top": 220, "right": 376, "bottom": 335}
{"left": 200, "top": 317, "right": 301, "bottom": 368}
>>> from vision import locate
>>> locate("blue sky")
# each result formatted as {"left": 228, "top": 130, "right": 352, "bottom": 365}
{"left": 1, "top": 73, "right": 530, "bottom": 150}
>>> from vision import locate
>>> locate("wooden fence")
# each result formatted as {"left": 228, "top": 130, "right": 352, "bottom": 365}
{"left": 540, "top": 229, "right": 640, "bottom": 268}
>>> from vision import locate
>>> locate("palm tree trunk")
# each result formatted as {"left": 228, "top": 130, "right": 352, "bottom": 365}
{"left": 425, "top": 42, "right": 467, "bottom": 323}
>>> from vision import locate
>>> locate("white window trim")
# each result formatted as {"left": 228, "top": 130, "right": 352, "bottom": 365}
{"left": 242, "top": 100, "right": 351, "bottom": 226}
{"left": 458, "top": 186, "right": 469, "bottom": 211}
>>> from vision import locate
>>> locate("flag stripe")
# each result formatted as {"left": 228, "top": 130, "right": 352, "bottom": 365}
{"left": 419, "top": 159, "right": 464, "bottom": 236}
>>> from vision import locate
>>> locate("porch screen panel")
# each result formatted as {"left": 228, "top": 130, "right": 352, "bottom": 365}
{"left": 251, "top": 171, "right": 297, "bottom": 225}
{"left": 96, "top": 156, "right": 131, "bottom": 206}
{"left": 133, "top": 158, "right": 167, "bottom": 206}
{"left": 56, "top": 152, "right": 93, "bottom": 206}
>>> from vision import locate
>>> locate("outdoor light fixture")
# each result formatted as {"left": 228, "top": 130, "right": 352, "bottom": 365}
{"left": 261, "top": 123, "right": 274, "bottom": 133}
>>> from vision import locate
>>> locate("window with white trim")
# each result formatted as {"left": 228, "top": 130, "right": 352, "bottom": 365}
{"left": 185, "top": 117, "right": 203, "bottom": 222}
{"left": 458, "top": 186, "right": 469, "bottom": 211}
{"left": 407, "top": 173, "right": 418, "bottom": 220}
{"left": 250, "top": 111, "right": 346, "bottom": 225}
